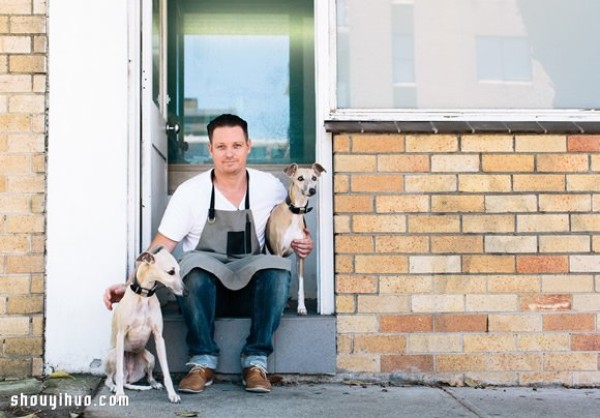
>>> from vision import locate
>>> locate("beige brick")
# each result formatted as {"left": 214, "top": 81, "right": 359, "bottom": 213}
{"left": 594, "top": 195, "right": 600, "bottom": 211}
{"left": 0, "top": 113, "right": 30, "bottom": 131}
{"left": 6, "top": 214, "right": 44, "bottom": 233}
{"left": 515, "top": 135, "right": 566, "bottom": 152}
{"left": 355, "top": 255, "right": 407, "bottom": 274}
{"left": 33, "top": 74, "right": 46, "bottom": 92}
{"left": 358, "top": 295, "right": 410, "bottom": 313}
{"left": 594, "top": 236, "right": 600, "bottom": 253}
{"left": 541, "top": 275, "right": 594, "bottom": 293}
{"left": 431, "top": 235, "right": 483, "bottom": 253}
{"left": 406, "top": 135, "right": 458, "bottom": 152}
{"left": 539, "top": 236, "right": 590, "bottom": 253}
{"left": 0, "top": 275, "right": 30, "bottom": 294}
{"left": 334, "top": 155, "right": 376, "bottom": 172}
{"left": 0, "top": 359, "right": 31, "bottom": 379}
{"left": 375, "top": 236, "right": 428, "bottom": 253}
{"left": 353, "top": 215, "right": 406, "bottom": 233}
{"left": 405, "top": 175, "right": 457, "bottom": 192}
{"left": 461, "top": 135, "right": 513, "bottom": 152}
{"left": 334, "top": 134, "right": 350, "bottom": 152}
{"left": 337, "top": 315, "right": 379, "bottom": 333}
{"left": 485, "top": 195, "right": 537, "bottom": 213}
{"left": 432, "top": 275, "right": 487, "bottom": 294}
{"left": 431, "top": 195, "right": 484, "bottom": 212}
{"left": 567, "top": 175, "right": 600, "bottom": 192}
{"left": 31, "top": 315, "right": 42, "bottom": 336}
{"left": 570, "top": 255, "right": 600, "bottom": 273}
{"left": 487, "top": 275, "right": 540, "bottom": 293}
{"left": 466, "top": 372, "right": 519, "bottom": 386}
{"left": 334, "top": 195, "right": 373, "bottom": 213}
{"left": 7, "top": 134, "right": 45, "bottom": 153}
{"left": 378, "top": 155, "right": 429, "bottom": 172}
{"left": 0, "top": 316, "right": 30, "bottom": 335}
{"left": 7, "top": 295, "right": 43, "bottom": 314}
{"left": 4, "top": 337, "right": 43, "bottom": 356}
{"left": 538, "top": 194, "right": 591, "bottom": 212}
{"left": 408, "top": 215, "right": 460, "bottom": 233}
{"left": 354, "top": 334, "right": 406, "bottom": 353}
{"left": 335, "top": 275, "right": 378, "bottom": 294}
{"left": 33, "top": 35, "right": 47, "bottom": 53}
{"left": 351, "top": 175, "right": 403, "bottom": 192}
{"left": 537, "top": 154, "right": 589, "bottom": 172}
{"left": 517, "top": 214, "right": 569, "bottom": 233}
{"left": 458, "top": 174, "right": 511, "bottom": 192}
{"left": 574, "top": 372, "right": 600, "bottom": 387}
{"left": 352, "top": 134, "right": 404, "bottom": 153}
{"left": 0, "top": 17, "right": 7, "bottom": 34}
{"left": 408, "top": 334, "right": 462, "bottom": 353}
{"left": 337, "top": 354, "right": 379, "bottom": 373}
{"left": 30, "top": 274, "right": 43, "bottom": 293}
{"left": 376, "top": 195, "right": 429, "bottom": 213}
{"left": 9, "top": 55, "right": 46, "bottom": 73}
{"left": 381, "top": 354, "right": 434, "bottom": 373}
{"left": 463, "top": 215, "right": 515, "bottom": 233}
{"left": 485, "top": 236, "right": 537, "bottom": 253}
{"left": 436, "top": 354, "right": 487, "bottom": 372}
{"left": 465, "top": 295, "right": 518, "bottom": 312}
{"left": 513, "top": 175, "right": 565, "bottom": 192}
{"left": 31, "top": 114, "right": 45, "bottom": 132}
{"left": 412, "top": 295, "right": 464, "bottom": 312}
{"left": 31, "top": 154, "right": 45, "bottom": 173}
{"left": 592, "top": 155, "right": 600, "bottom": 171}
{"left": 431, "top": 155, "right": 479, "bottom": 172}
{"left": 380, "top": 275, "right": 433, "bottom": 294}
{"left": 572, "top": 215, "right": 600, "bottom": 232}
{"left": 0, "top": 0, "right": 31, "bottom": 14}
{"left": 334, "top": 215, "right": 350, "bottom": 234}
{"left": 0, "top": 235, "right": 29, "bottom": 253}
{"left": 8, "top": 94, "right": 45, "bottom": 113}
{"left": 0, "top": 36, "right": 31, "bottom": 54}
{"left": 10, "top": 16, "right": 46, "bottom": 34}
{"left": 488, "top": 314, "right": 542, "bottom": 332}
{"left": 335, "top": 175, "right": 349, "bottom": 193}
{"left": 482, "top": 154, "right": 534, "bottom": 172}
{"left": 517, "top": 333, "right": 571, "bottom": 352}
{"left": 337, "top": 334, "right": 352, "bottom": 353}
{"left": 544, "top": 353, "right": 598, "bottom": 371}
{"left": 463, "top": 255, "right": 515, "bottom": 273}
{"left": 335, "top": 235, "right": 373, "bottom": 253}
{"left": 409, "top": 255, "right": 461, "bottom": 273}
{"left": 7, "top": 175, "right": 44, "bottom": 193}
{"left": 488, "top": 354, "right": 541, "bottom": 372}
{"left": 464, "top": 334, "right": 516, "bottom": 352}
{"left": 5, "top": 255, "right": 44, "bottom": 273}
{"left": 572, "top": 294, "right": 600, "bottom": 311}
{"left": 335, "top": 295, "right": 356, "bottom": 313}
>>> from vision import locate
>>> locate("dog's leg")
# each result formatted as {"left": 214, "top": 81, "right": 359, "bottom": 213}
{"left": 297, "top": 258, "right": 307, "bottom": 316}
{"left": 104, "top": 349, "right": 117, "bottom": 392}
{"left": 142, "top": 349, "right": 163, "bottom": 390}
{"left": 114, "top": 330, "right": 128, "bottom": 399}
{"left": 153, "top": 331, "right": 181, "bottom": 403}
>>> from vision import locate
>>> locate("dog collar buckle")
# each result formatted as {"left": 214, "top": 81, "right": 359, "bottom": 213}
{"left": 286, "top": 197, "right": 313, "bottom": 214}
{"left": 130, "top": 283, "right": 157, "bottom": 297}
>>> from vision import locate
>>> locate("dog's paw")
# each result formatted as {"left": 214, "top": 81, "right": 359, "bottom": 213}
{"left": 297, "top": 306, "right": 307, "bottom": 316}
{"left": 168, "top": 393, "right": 181, "bottom": 403}
{"left": 151, "top": 381, "right": 164, "bottom": 390}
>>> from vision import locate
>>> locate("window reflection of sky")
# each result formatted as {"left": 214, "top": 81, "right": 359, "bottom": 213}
{"left": 184, "top": 35, "right": 290, "bottom": 141}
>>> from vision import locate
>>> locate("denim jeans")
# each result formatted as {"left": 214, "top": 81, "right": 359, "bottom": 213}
{"left": 177, "top": 267, "right": 291, "bottom": 371}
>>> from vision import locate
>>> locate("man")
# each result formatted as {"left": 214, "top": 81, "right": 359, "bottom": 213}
{"left": 104, "top": 114, "right": 313, "bottom": 393}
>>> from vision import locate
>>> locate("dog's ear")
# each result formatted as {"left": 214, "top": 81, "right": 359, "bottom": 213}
{"left": 150, "top": 245, "right": 164, "bottom": 255}
{"left": 312, "top": 163, "right": 326, "bottom": 176}
{"left": 136, "top": 252, "right": 155, "bottom": 264}
{"left": 283, "top": 163, "right": 298, "bottom": 177}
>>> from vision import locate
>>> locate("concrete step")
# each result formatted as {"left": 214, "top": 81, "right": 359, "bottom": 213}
{"left": 150, "top": 302, "right": 336, "bottom": 375}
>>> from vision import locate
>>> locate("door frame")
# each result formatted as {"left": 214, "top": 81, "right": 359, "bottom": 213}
{"left": 128, "top": 0, "right": 335, "bottom": 315}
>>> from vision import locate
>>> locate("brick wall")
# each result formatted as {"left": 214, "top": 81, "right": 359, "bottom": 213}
{"left": 334, "top": 133, "right": 600, "bottom": 386}
{"left": 0, "top": 0, "right": 47, "bottom": 379}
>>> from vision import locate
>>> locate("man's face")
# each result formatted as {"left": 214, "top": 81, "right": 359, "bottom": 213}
{"left": 208, "top": 126, "right": 251, "bottom": 176}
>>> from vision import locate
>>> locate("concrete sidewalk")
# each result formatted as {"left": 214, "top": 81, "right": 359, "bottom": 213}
{"left": 3, "top": 375, "right": 600, "bottom": 418}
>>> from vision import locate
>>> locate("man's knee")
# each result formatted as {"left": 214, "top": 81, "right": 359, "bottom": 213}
{"left": 184, "top": 268, "right": 216, "bottom": 294}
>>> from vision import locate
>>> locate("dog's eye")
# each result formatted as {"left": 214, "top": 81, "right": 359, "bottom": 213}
{"left": 167, "top": 269, "right": 175, "bottom": 275}
{"left": 297, "top": 175, "right": 304, "bottom": 181}
{"left": 312, "top": 176, "right": 317, "bottom": 181}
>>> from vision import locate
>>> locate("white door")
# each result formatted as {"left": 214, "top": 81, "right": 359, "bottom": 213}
{"left": 141, "top": 0, "right": 169, "bottom": 250}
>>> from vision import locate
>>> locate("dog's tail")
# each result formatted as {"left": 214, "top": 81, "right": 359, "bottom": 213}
{"left": 124, "top": 383, "right": 153, "bottom": 391}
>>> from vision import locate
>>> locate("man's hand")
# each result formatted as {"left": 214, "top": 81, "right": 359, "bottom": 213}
{"left": 291, "top": 228, "right": 314, "bottom": 259}
{"left": 103, "top": 283, "right": 127, "bottom": 311}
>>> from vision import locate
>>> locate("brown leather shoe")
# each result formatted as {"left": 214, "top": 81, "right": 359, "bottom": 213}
{"left": 242, "top": 366, "right": 271, "bottom": 393}
{"left": 178, "top": 366, "right": 214, "bottom": 393}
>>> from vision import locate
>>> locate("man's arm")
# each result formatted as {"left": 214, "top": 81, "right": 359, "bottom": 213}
{"left": 103, "top": 232, "right": 179, "bottom": 310}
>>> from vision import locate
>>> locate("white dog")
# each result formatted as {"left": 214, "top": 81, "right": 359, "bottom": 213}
{"left": 104, "top": 246, "right": 185, "bottom": 403}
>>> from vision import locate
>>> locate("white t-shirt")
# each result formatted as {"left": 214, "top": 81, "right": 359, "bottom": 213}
{"left": 158, "top": 168, "right": 287, "bottom": 253}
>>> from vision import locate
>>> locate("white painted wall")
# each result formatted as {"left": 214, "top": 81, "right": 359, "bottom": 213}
{"left": 46, "top": 0, "right": 130, "bottom": 373}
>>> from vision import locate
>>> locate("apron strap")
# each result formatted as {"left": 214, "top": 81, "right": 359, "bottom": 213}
{"left": 208, "top": 170, "right": 250, "bottom": 222}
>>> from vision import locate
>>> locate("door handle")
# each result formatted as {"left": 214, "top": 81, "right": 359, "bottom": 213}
{"left": 166, "top": 121, "right": 181, "bottom": 134}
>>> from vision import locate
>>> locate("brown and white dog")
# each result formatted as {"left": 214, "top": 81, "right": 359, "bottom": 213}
{"left": 104, "top": 246, "right": 185, "bottom": 403}
{"left": 266, "top": 163, "right": 326, "bottom": 315}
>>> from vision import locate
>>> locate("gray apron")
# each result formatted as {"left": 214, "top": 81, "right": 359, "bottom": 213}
{"left": 179, "top": 170, "right": 290, "bottom": 291}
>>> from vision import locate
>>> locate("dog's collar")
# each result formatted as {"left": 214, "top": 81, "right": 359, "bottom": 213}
{"left": 286, "top": 196, "right": 312, "bottom": 214}
{"left": 130, "top": 281, "right": 158, "bottom": 297}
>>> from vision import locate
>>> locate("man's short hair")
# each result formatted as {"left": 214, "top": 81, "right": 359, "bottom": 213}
{"left": 207, "top": 114, "right": 249, "bottom": 142}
